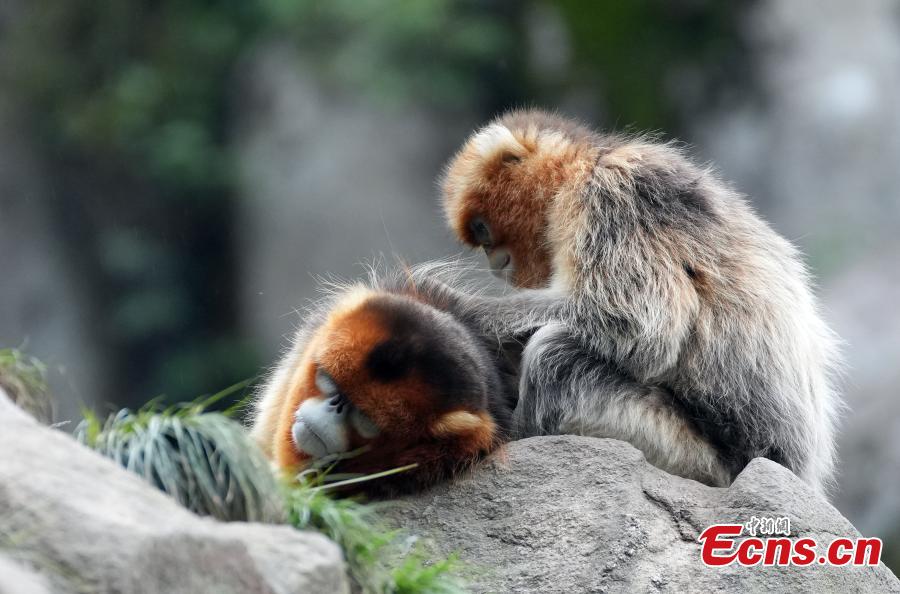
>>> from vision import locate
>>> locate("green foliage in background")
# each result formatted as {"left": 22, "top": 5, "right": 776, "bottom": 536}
{"left": 555, "top": 0, "right": 751, "bottom": 130}
{"left": 7, "top": 0, "right": 253, "bottom": 193}
{"left": 0, "top": 0, "right": 747, "bottom": 408}
{"left": 3, "top": 0, "right": 746, "bottom": 177}
{"left": 0, "top": 348, "right": 52, "bottom": 423}
{"left": 0, "top": 0, "right": 525, "bottom": 408}
{"left": 4, "top": 0, "right": 518, "bottom": 192}
{"left": 264, "top": 0, "right": 518, "bottom": 110}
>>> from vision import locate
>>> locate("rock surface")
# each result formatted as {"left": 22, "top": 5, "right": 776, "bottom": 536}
{"left": 0, "top": 389, "right": 349, "bottom": 594}
{"left": 389, "top": 436, "right": 900, "bottom": 593}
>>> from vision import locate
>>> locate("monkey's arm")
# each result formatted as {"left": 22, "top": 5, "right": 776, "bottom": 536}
{"left": 405, "top": 259, "right": 694, "bottom": 385}
{"left": 401, "top": 263, "right": 564, "bottom": 339}
{"left": 515, "top": 323, "right": 731, "bottom": 486}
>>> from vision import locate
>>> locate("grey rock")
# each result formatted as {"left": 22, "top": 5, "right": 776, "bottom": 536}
{"left": 0, "top": 389, "right": 349, "bottom": 594}
{"left": 388, "top": 436, "right": 900, "bottom": 593}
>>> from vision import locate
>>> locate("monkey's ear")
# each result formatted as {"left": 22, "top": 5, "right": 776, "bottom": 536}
{"left": 430, "top": 410, "right": 496, "bottom": 449}
{"left": 470, "top": 123, "right": 527, "bottom": 161}
{"left": 321, "top": 409, "right": 499, "bottom": 496}
{"left": 334, "top": 414, "right": 500, "bottom": 497}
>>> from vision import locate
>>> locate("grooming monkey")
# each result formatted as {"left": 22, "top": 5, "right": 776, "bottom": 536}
{"left": 250, "top": 268, "right": 519, "bottom": 494}
{"left": 438, "top": 109, "right": 842, "bottom": 492}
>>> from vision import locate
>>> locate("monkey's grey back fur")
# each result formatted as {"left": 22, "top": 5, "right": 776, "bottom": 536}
{"left": 418, "top": 128, "right": 843, "bottom": 494}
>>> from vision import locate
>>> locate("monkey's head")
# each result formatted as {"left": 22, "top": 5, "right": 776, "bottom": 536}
{"left": 441, "top": 109, "right": 597, "bottom": 288}
{"left": 263, "top": 287, "right": 509, "bottom": 495}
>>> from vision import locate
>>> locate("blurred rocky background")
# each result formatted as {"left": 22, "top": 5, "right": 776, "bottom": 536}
{"left": 1, "top": 0, "right": 898, "bottom": 571}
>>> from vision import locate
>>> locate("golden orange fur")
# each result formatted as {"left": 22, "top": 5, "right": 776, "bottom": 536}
{"left": 441, "top": 111, "right": 598, "bottom": 288}
{"left": 257, "top": 287, "right": 507, "bottom": 494}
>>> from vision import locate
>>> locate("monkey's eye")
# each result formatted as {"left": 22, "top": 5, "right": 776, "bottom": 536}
{"left": 315, "top": 368, "right": 339, "bottom": 396}
{"left": 500, "top": 151, "right": 521, "bottom": 164}
{"left": 468, "top": 216, "right": 493, "bottom": 248}
{"left": 350, "top": 407, "right": 380, "bottom": 438}
{"left": 316, "top": 368, "right": 352, "bottom": 413}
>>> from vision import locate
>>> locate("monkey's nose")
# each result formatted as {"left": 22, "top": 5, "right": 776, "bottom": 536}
{"left": 292, "top": 398, "right": 350, "bottom": 459}
{"left": 292, "top": 418, "right": 328, "bottom": 459}
{"left": 486, "top": 246, "right": 512, "bottom": 280}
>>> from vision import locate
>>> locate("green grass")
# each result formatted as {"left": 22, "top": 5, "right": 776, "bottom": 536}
{"left": 76, "top": 385, "right": 468, "bottom": 594}
{"left": 0, "top": 348, "right": 53, "bottom": 423}
{"left": 75, "top": 397, "right": 283, "bottom": 523}
{"left": 286, "top": 473, "right": 466, "bottom": 594}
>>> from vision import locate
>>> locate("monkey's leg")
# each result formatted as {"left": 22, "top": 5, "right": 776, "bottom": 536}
{"left": 515, "top": 323, "right": 732, "bottom": 487}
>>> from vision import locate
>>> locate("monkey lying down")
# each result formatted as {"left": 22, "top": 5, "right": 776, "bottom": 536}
{"left": 251, "top": 110, "right": 841, "bottom": 496}
{"left": 250, "top": 268, "right": 521, "bottom": 494}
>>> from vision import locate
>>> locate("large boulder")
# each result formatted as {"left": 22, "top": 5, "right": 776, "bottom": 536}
{"left": 389, "top": 436, "right": 900, "bottom": 593}
{"left": 0, "top": 389, "right": 349, "bottom": 594}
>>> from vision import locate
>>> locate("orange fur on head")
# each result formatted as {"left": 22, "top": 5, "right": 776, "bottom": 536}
{"left": 272, "top": 339, "right": 319, "bottom": 471}
{"left": 269, "top": 289, "right": 502, "bottom": 492}
{"left": 441, "top": 110, "right": 598, "bottom": 288}
{"left": 272, "top": 288, "right": 379, "bottom": 470}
